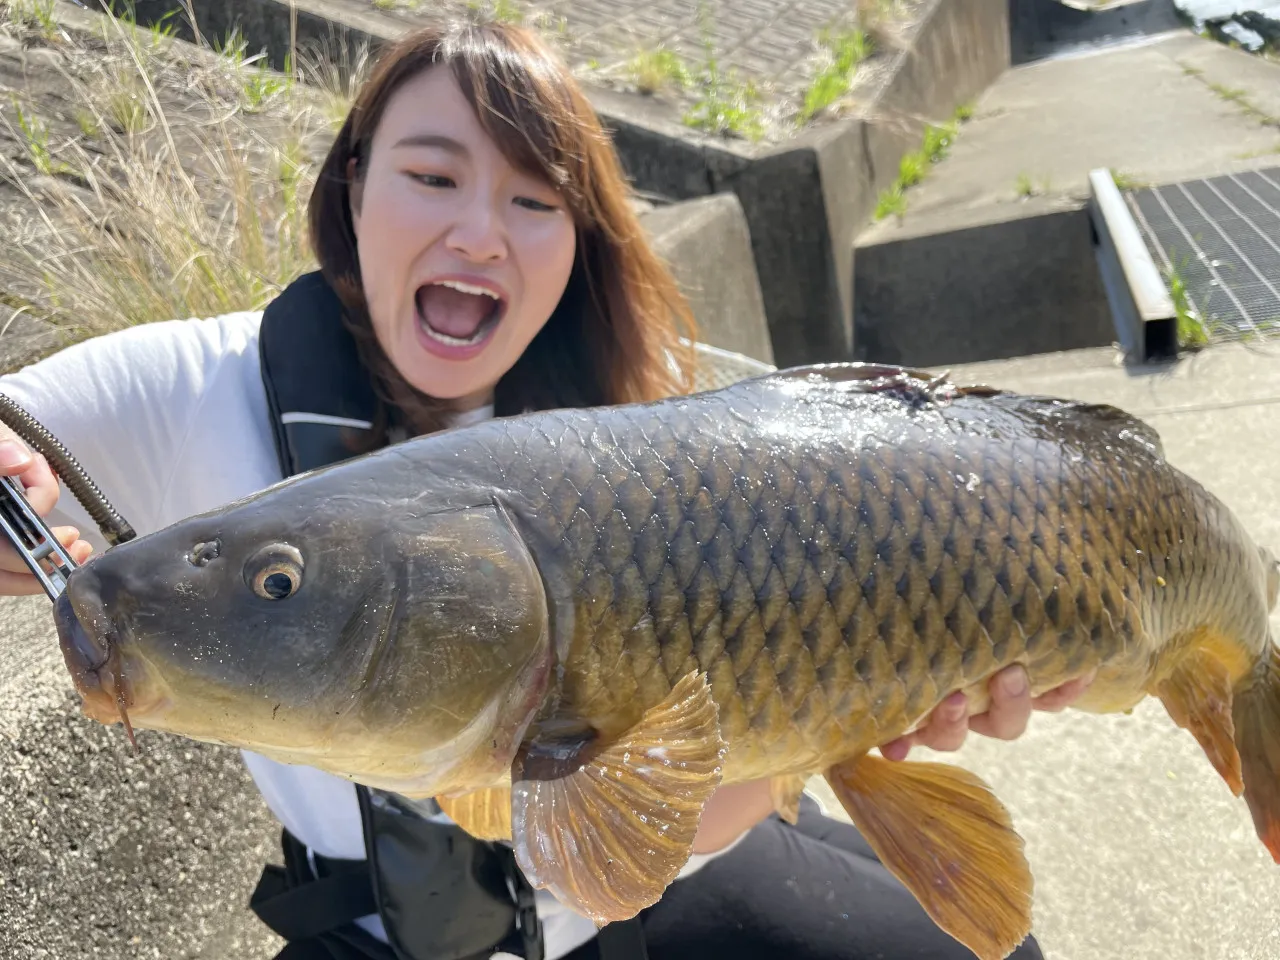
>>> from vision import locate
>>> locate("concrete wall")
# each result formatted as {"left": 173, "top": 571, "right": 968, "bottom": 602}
{"left": 641, "top": 194, "right": 775, "bottom": 365}
{"left": 852, "top": 206, "right": 1117, "bottom": 367}
{"left": 713, "top": 0, "right": 1015, "bottom": 368}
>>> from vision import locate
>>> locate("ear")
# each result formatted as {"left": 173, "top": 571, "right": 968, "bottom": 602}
{"left": 347, "top": 156, "right": 365, "bottom": 235}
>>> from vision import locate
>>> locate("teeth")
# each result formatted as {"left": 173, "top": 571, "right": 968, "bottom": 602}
{"left": 423, "top": 325, "right": 488, "bottom": 347}
{"left": 434, "top": 279, "right": 500, "bottom": 300}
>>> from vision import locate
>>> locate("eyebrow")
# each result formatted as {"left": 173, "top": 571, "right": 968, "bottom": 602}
{"left": 391, "top": 134, "right": 470, "bottom": 156}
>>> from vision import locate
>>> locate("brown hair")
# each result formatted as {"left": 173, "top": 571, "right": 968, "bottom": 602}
{"left": 307, "top": 18, "right": 698, "bottom": 441}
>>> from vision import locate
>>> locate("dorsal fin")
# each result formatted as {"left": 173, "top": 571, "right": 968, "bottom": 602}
{"left": 987, "top": 394, "right": 1165, "bottom": 458}
{"left": 746, "top": 362, "right": 1165, "bottom": 457}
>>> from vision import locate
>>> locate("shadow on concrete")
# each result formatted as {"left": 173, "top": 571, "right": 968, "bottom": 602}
{"left": 1010, "top": 0, "right": 1187, "bottom": 64}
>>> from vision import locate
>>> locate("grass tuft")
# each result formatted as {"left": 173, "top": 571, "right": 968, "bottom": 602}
{"left": 873, "top": 103, "right": 972, "bottom": 221}
{"left": 0, "top": 3, "right": 343, "bottom": 359}
{"left": 797, "top": 26, "right": 872, "bottom": 124}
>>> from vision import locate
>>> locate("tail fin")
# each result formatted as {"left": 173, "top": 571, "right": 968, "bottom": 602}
{"left": 1233, "top": 643, "right": 1280, "bottom": 862}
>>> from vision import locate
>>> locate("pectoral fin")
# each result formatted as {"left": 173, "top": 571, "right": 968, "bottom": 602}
{"left": 511, "top": 671, "right": 726, "bottom": 925}
{"left": 1156, "top": 642, "right": 1244, "bottom": 795}
{"left": 824, "top": 752, "right": 1033, "bottom": 960}
{"left": 770, "top": 774, "right": 808, "bottom": 824}
{"left": 437, "top": 786, "right": 513, "bottom": 842}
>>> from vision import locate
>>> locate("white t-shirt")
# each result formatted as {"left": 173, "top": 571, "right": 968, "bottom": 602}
{"left": 0, "top": 311, "right": 741, "bottom": 957}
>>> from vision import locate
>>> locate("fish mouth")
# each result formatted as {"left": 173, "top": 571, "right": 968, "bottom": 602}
{"left": 54, "top": 586, "right": 139, "bottom": 749}
{"left": 414, "top": 276, "right": 506, "bottom": 357}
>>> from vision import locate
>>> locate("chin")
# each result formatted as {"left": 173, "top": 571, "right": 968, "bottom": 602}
{"left": 399, "top": 341, "right": 505, "bottom": 404}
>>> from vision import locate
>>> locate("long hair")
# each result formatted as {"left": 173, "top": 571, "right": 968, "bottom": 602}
{"left": 307, "top": 19, "right": 698, "bottom": 441}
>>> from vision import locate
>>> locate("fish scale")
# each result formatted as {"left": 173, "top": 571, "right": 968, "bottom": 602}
{"left": 435, "top": 371, "right": 1265, "bottom": 781}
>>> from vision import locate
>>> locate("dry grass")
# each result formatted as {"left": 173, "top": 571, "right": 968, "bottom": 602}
{"left": 0, "top": 2, "right": 373, "bottom": 360}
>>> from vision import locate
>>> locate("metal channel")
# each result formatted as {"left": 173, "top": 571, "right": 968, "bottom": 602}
{"left": 1125, "top": 166, "right": 1280, "bottom": 341}
{"left": 1088, "top": 168, "right": 1178, "bottom": 362}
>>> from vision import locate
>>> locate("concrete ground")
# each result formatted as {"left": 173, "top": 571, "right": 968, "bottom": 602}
{"left": 860, "top": 27, "right": 1280, "bottom": 243}
{"left": 0, "top": 592, "right": 283, "bottom": 959}
{"left": 811, "top": 339, "right": 1280, "bottom": 960}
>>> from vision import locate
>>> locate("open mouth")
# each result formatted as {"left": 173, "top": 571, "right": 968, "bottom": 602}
{"left": 415, "top": 278, "right": 506, "bottom": 352}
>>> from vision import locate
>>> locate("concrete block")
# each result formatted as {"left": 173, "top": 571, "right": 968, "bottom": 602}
{"left": 877, "top": 0, "right": 1013, "bottom": 123}
{"left": 641, "top": 193, "right": 774, "bottom": 365}
{"left": 853, "top": 206, "right": 1117, "bottom": 366}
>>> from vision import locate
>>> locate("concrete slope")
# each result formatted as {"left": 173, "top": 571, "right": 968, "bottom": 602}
{"left": 813, "top": 340, "right": 1280, "bottom": 960}
{"left": 861, "top": 29, "right": 1280, "bottom": 243}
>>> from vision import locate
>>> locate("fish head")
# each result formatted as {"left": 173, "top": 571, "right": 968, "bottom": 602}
{"left": 53, "top": 484, "right": 553, "bottom": 796}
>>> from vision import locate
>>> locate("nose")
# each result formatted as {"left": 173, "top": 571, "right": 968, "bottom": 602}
{"left": 445, "top": 191, "right": 508, "bottom": 263}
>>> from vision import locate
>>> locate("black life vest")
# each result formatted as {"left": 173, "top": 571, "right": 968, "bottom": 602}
{"left": 249, "top": 270, "right": 546, "bottom": 960}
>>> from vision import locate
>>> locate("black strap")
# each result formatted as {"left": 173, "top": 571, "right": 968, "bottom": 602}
{"left": 250, "top": 830, "right": 396, "bottom": 960}
{"left": 258, "top": 271, "right": 379, "bottom": 477}
{"left": 595, "top": 920, "right": 649, "bottom": 960}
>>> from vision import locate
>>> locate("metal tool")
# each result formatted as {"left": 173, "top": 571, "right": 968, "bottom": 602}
{"left": 0, "top": 392, "right": 136, "bottom": 602}
{"left": 0, "top": 473, "right": 81, "bottom": 600}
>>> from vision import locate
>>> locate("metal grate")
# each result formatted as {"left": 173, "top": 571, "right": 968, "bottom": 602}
{"left": 1125, "top": 166, "right": 1280, "bottom": 338}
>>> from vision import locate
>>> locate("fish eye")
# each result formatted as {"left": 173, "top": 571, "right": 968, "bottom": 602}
{"left": 244, "top": 543, "right": 304, "bottom": 601}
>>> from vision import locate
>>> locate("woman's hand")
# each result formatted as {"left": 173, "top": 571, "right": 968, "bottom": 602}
{"left": 688, "top": 665, "right": 1096, "bottom": 853}
{"left": 879, "top": 664, "right": 1098, "bottom": 761}
{"left": 0, "top": 427, "right": 93, "bottom": 595}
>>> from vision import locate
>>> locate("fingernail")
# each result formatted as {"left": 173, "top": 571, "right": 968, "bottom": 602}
{"left": 942, "top": 693, "right": 967, "bottom": 721}
{"left": 1001, "top": 669, "right": 1029, "bottom": 697}
{"left": 0, "top": 441, "right": 30, "bottom": 469}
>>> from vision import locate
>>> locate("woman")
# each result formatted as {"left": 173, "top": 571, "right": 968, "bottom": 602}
{"left": 0, "top": 18, "right": 1090, "bottom": 960}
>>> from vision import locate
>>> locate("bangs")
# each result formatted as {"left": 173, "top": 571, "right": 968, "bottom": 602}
{"left": 441, "top": 25, "right": 593, "bottom": 221}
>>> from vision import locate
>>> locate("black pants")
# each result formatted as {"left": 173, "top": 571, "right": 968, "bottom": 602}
{"left": 564, "top": 793, "right": 1044, "bottom": 960}
{"left": 266, "top": 794, "right": 1044, "bottom": 960}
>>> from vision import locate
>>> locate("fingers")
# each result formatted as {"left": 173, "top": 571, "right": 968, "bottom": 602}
{"left": 0, "top": 434, "right": 34, "bottom": 476}
{"left": 0, "top": 430, "right": 60, "bottom": 516}
{"left": 883, "top": 691, "right": 970, "bottom": 761}
{"left": 881, "top": 664, "right": 1100, "bottom": 762}
{"left": 966, "top": 665, "right": 1032, "bottom": 740}
{"left": 1031, "top": 668, "right": 1098, "bottom": 712}
{"left": 0, "top": 526, "right": 93, "bottom": 576}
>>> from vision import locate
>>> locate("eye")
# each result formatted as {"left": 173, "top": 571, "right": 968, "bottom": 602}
{"left": 514, "top": 196, "right": 557, "bottom": 212}
{"left": 411, "top": 173, "right": 455, "bottom": 189}
{"left": 243, "top": 543, "right": 304, "bottom": 601}
{"left": 188, "top": 540, "right": 221, "bottom": 567}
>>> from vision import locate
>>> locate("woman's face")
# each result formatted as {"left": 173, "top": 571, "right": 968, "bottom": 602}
{"left": 349, "top": 66, "right": 578, "bottom": 410}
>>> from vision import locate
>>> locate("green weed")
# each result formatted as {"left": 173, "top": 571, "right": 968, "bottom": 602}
{"left": 681, "top": 39, "right": 764, "bottom": 140}
{"left": 797, "top": 27, "right": 872, "bottom": 124}
{"left": 627, "top": 48, "right": 689, "bottom": 95}
{"left": 5, "top": 0, "right": 58, "bottom": 40}
{"left": 1164, "top": 259, "right": 1209, "bottom": 350}
{"left": 873, "top": 103, "right": 973, "bottom": 221}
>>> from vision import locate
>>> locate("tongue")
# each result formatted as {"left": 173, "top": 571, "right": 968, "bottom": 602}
{"left": 417, "top": 285, "right": 494, "bottom": 339}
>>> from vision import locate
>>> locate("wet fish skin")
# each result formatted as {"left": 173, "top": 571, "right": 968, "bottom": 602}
{"left": 52, "top": 362, "right": 1280, "bottom": 960}
{"left": 474, "top": 364, "right": 1272, "bottom": 768}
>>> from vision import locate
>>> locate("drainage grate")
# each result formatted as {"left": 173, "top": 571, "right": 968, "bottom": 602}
{"left": 1125, "top": 166, "right": 1280, "bottom": 338}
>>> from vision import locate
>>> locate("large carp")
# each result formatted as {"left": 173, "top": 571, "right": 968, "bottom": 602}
{"left": 53, "top": 362, "right": 1280, "bottom": 959}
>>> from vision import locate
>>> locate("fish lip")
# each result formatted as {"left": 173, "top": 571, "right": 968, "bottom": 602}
{"left": 54, "top": 585, "right": 111, "bottom": 678}
{"left": 53, "top": 578, "right": 134, "bottom": 721}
